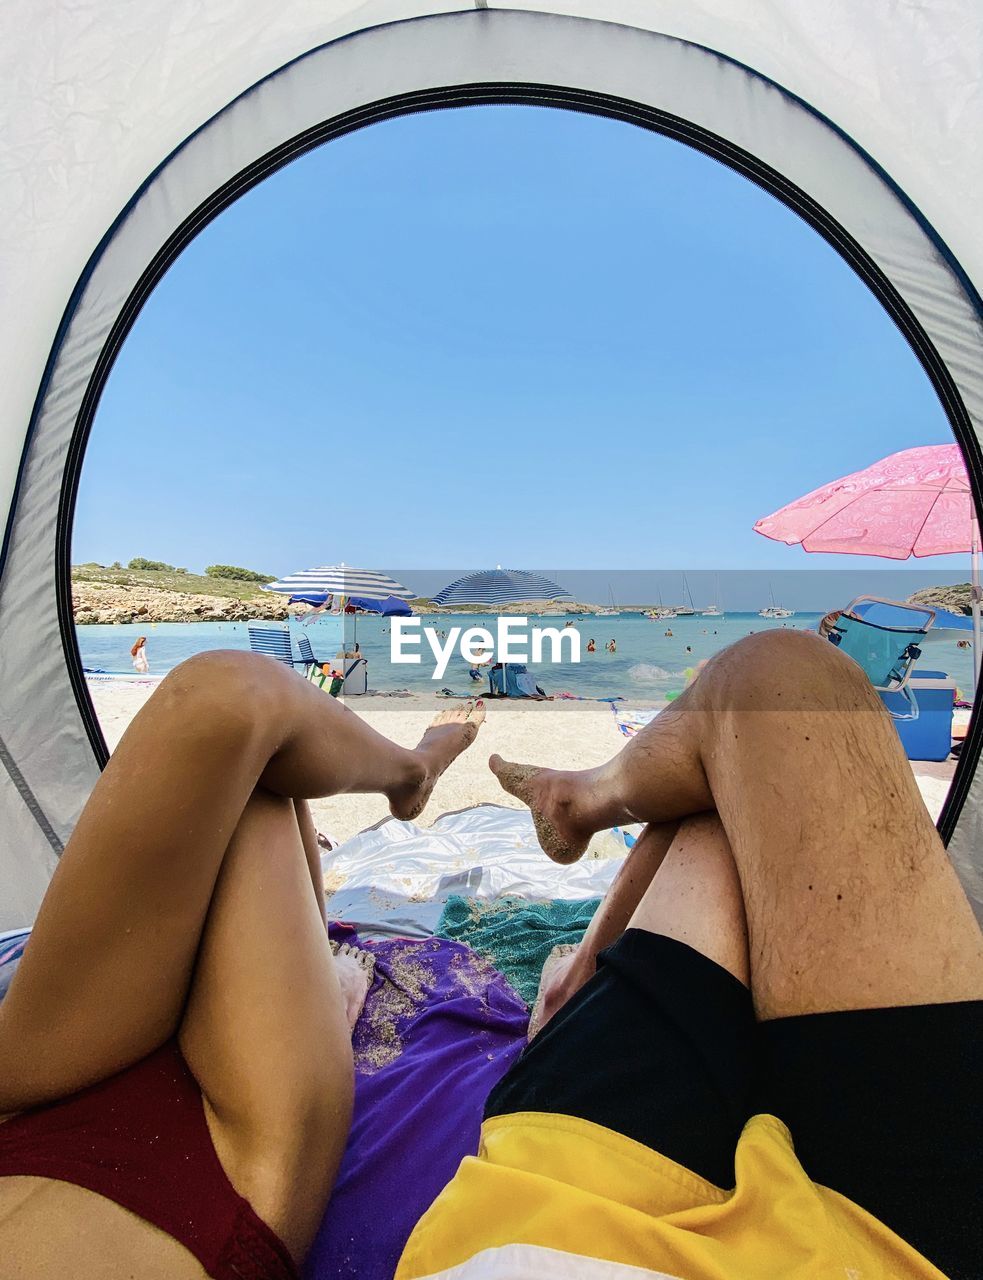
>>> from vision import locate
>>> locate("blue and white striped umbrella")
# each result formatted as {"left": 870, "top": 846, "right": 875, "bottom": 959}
{"left": 432, "top": 568, "right": 570, "bottom": 608}
{"left": 264, "top": 564, "right": 415, "bottom": 602}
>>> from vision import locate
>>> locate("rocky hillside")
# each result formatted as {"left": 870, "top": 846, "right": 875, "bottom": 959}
{"left": 907, "top": 584, "right": 973, "bottom": 615}
{"left": 72, "top": 564, "right": 309, "bottom": 624}
{"left": 72, "top": 565, "right": 662, "bottom": 624}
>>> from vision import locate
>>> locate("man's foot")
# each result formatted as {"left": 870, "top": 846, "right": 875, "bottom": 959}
{"left": 331, "top": 941, "right": 376, "bottom": 1030}
{"left": 389, "top": 700, "right": 486, "bottom": 820}
{"left": 488, "top": 755, "right": 596, "bottom": 864}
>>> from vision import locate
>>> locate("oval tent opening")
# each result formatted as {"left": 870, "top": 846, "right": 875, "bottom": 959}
{"left": 3, "top": 10, "right": 982, "bottom": 949}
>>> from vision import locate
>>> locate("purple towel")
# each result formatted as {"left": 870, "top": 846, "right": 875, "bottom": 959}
{"left": 304, "top": 926, "right": 529, "bottom": 1280}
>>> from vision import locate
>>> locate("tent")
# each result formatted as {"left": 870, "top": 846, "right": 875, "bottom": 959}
{"left": 1, "top": 2, "right": 983, "bottom": 929}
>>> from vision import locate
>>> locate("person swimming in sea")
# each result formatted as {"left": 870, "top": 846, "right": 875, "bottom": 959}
{"left": 587, "top": 639, "right": 596, "bottom": 653}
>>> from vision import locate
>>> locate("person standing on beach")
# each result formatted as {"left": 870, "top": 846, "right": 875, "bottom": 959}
{"left": 130, "top": 636, "right": 149, "bottom": 674}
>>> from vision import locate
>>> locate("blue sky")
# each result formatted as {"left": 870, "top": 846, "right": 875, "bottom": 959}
{"left": 74, "top": 103, "right": 964, "bottom": 589}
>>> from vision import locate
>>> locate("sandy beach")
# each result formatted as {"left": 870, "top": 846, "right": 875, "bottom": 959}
{"left": 88, "top": 679, "right": 957, "bottom": 841}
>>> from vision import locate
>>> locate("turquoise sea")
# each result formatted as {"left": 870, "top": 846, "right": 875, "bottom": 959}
{"left": 76, "top": 611, "right": 977, "bottom": 701}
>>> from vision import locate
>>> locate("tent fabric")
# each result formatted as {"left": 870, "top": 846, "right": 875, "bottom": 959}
{"left": 1, "top": 4, "right": 983, "bottom": 926}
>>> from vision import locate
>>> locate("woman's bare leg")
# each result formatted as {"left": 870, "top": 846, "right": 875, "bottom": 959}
{"left": 0, "top": 791, "right": 367, "bottom": 1274}
{"left": 492, "top": 630, "right": 983, "bottom": 1019}
{"left": 0, "top": 652, "right": 483, "bottom": 1112}
{"left": 295, "top": 798, "right": 328, "bottom": 925}
{"left": 177, "top": 790, "right": 353, "bottom": 1261}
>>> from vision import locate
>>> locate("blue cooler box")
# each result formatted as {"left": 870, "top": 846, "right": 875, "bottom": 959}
{"left": 879, "top": 669, "right": 955, "bottom": 761}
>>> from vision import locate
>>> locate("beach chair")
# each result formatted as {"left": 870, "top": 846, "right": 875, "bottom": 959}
{"left": 247, "top": 625, "right": 305, "bottom": 670}
{"left": 296, "top": 633, "right": 369, "bottom": 691}
{"left": 826, "top": 597, "right": 935, "bottom": 721}
{"left": 297, "top": 634, "right": 330, "bottom": 685}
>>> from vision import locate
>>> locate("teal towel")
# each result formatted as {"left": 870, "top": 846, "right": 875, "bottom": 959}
{"left": 436, "top": 895, "right": 601, "bottom": 1007}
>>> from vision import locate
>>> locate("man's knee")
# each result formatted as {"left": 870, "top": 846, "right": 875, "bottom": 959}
{"left": 729, "top": 628, "right": 836, "bottom": 672}
{"left": 703, "top": 628, "right": 880, "bottom": 713}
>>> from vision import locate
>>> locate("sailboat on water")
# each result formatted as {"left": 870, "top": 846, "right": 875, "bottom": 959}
{"left": 674, "top": 575, "right": 696, "bottom": 616}
{"left": 702, "top": 576, "right": 724, "bottom": 617}
{"left": 596, "top": 584, "right": 619, "bottom": 617}
{"left": 759, "top": 583, "right": 794, "bottom": 619}
{"left": 645, "top": 587, "right": 677, "bottom": 621}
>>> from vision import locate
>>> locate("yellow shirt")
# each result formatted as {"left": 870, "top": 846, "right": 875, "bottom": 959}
{"left": 396, "top": 1111, "right": 945, "bottom": 1280}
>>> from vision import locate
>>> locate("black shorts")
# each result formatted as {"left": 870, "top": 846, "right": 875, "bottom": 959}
{"left": 485, "top": 929, "right": 983, "bottom": 1280}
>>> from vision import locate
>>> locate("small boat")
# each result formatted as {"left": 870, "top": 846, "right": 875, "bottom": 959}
{"left": 646, "top": 588, "right": 677, "bottom": 621}
{"left": 759, "top": 585, "right": 794, "bottom": 619}
{"left": 701, "top": 576, "right": 724, "bottom": 617}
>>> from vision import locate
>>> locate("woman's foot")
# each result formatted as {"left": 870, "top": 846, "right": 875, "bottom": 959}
{"left": 331, "top": 941, "right": 376, "bottom": 1029}
{"left": 488, "top": 755, "right": 597, "bottom": 864}
{"left": 389, "top": 700, "right": 486, "bottom": 820}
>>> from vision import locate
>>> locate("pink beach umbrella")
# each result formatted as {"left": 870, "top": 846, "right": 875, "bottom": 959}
{"left": 754, "top": 444, "right": 981, "bottom": 683}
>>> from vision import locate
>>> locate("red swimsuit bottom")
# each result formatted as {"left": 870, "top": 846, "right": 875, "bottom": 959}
{"left": 0, "top": 1039, "right": 298, "bottom": 1280}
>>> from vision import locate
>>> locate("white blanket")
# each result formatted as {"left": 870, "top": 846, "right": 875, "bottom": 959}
{"left": 321, "top": 804, "right": 626, "bottom": 939}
